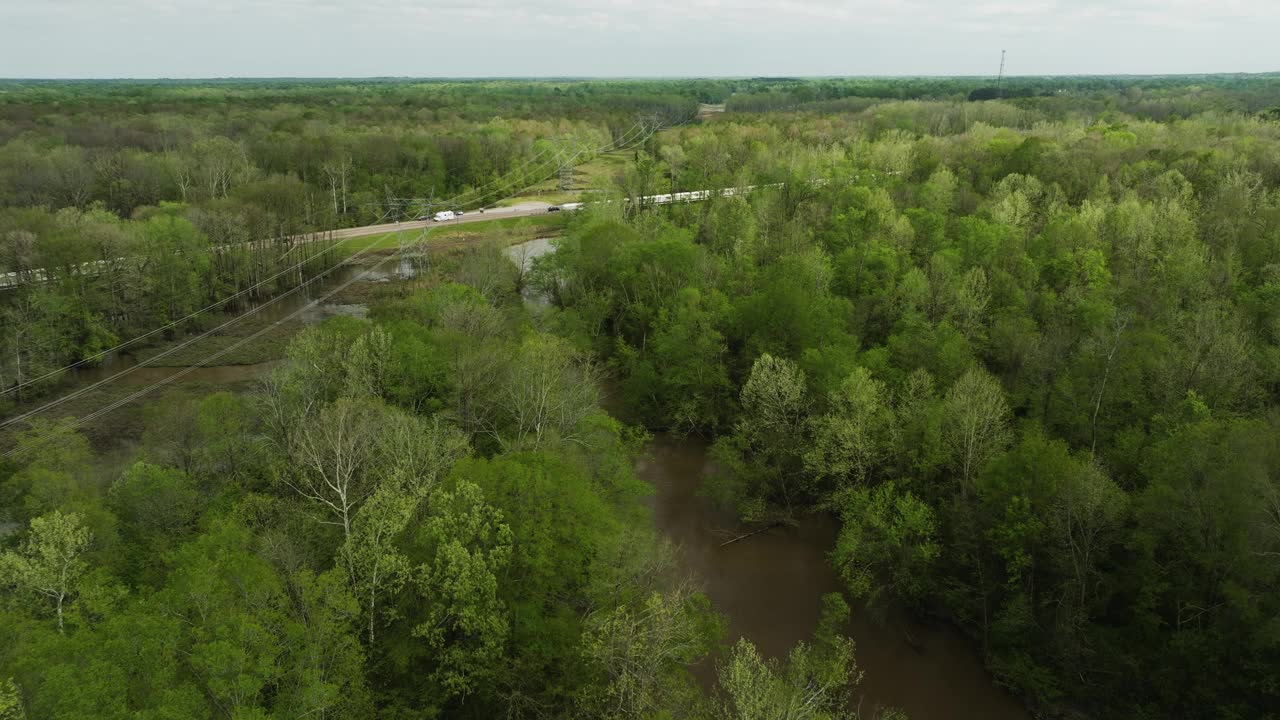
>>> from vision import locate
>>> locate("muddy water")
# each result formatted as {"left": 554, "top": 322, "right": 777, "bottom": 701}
{"left": 511, "top": 238, "right": 1028, "bottom": 717}
{"left": 504, "top": 238, "right": 556, "bottom": 308}
{"left": 640, "top": 434, "right": 1030, "bottom": 720}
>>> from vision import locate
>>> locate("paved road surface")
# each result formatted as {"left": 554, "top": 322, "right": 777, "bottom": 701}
{"left": 0, "top": 202, "right": 565, "bottom": 288}
{"left": 1, "top": 187, "right": 773, "bottom": 288}
{"left": 329, "top": 201, "right": 558, "bottom": 240}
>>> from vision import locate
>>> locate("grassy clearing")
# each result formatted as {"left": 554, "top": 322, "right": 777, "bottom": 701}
{"left": 495, "top": 191, "right": 582, "bottom": 207}
{"left": 499, "top": 150, "right": 631, "bottom": 205}
{"left": 132, "top": 312, "right": 304, "bottom": 367}
{"left": 2, "top": 214, "right": 572, "bottom": 445}
{"left": 352, "top": 213, "right": 570, "bottom": 252}
{"left": 326, "top": 278, "right": 410, "bottom": 306}
{"left": 1, "top": 367, "right": 267, "bottom": 453}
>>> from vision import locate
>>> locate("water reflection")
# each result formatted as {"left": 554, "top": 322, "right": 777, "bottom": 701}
{"left": 505, "top": 238, "right": 556, "bottom": 308}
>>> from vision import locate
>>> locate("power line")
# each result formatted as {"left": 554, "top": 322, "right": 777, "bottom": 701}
{"left": 1, "top": 121, "right": 631, "bottom": 399}
{"left": 447, "top": 117, "right": 650, "bottom": 210}
{"left": 71, "top": 244, "right": 412, "bottom": 433}
{"left": 377, "top": 117, "right": 649, "bottom": 215}
{"left": 456, "top": 111, "right": 689, "bottom": 211}
{"left": 1, "top": 231, "right": 352, "bottom": 397}
{"left": 997, "top": 50, "right": 1007, "bottom": 99}
{"left": 4, "top": 233, "right": 414, "bottom": 457}
{"left": 0, "top": 209, "right": 399, "bottom": 431}
{"left": 356, "top": 118, "right": 647, "bottom": 217}
{"left": 0, "top": 109, "right": 696, "bottom": 435}
{"left": 456, "top": 110, "right": 667, "bottom": 206}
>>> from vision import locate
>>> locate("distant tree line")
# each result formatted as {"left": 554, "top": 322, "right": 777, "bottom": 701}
{"left": 539, "top": 80, "right": 1280, "bottom": 718}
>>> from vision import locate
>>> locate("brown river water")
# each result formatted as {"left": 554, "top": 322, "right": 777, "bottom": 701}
{"left": 515, "top": 237, "right": 1029, "bottom": 719}
{"left": 639, "top": 434, "right": 1030, "bottom": 720}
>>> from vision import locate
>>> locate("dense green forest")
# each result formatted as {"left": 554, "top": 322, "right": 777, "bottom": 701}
{"left": 2, "top": 76, "right": 1280, "bottom": 719}
{"left": 0, "top": 79, "right": 695, "bottom": 408}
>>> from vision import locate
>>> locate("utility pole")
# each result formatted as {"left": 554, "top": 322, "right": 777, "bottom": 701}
{"left": 997, "top": 50, "right": 1007, "bottom": 99}
{"left": 395, "top": 209, "right": 402, "bottom": 261}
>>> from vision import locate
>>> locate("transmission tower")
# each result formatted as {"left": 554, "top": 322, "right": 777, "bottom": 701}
{"left": 556, "top": 135, "right": 578, "bottom": 192}
{"left": 558, "top": 161, "right": 574, "bottom": 191}
{"left": 997, "top": 50, "right": 1007, "bottom": 99}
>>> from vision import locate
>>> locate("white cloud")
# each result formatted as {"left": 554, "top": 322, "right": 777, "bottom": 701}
{"left": 1, "top": 0, "right": 1276, "bottom": 76}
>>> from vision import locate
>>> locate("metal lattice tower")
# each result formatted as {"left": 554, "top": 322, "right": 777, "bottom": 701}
{"left": 558, "top": 161, "right": 574, "bottom": 191}
{"left": 556, "top": 136, "right": 578, "bottom": 192}
{"left": 997, "top": 50, "right": 1007, "bottom": 99}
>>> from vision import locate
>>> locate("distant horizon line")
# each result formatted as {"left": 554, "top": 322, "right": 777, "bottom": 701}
{"left": 2, "top": 71, "right": 1279, "bottom": 83}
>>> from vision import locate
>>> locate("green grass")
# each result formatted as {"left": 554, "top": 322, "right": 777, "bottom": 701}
{"left": 494, "top": 191, "right": 583, "bottom": 207}
{"left": 350, "top": 213, "right": 571, "bottom": 251}
{"left": 498, "top": 149, "right": 632, "bottom": 205}
{"left": 132, "top": 312, "right": 303, "bottom": 367}
{"left": 339, "top": 232, "right": 412, "bottom": 251}
{"left": 2, "top": 213, "right": 574, "bottom": 446}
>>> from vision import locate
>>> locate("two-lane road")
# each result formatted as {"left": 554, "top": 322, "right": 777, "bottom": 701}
{"left": 1, "top": 185, "right": 779, "bottom": 289}
{"left": 0, "top": 202, "right": 565, "bottom": 289}
{"left": 329, "top": 201, "right": 561, "bottom": 240}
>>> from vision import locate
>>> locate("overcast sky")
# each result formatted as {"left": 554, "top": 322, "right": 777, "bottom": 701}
{"left": 2, "top": 0, "right": 1277, "bottom": 78}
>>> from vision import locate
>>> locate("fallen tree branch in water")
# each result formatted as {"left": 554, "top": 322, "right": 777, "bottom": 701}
{"left": 718, "top": 522, "right": 783, "bottom": 547}
{"left": 903, "top": 627, "right": 924, "bottom": 653}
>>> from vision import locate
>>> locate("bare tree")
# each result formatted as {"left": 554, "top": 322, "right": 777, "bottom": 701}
{"left": 0, "top": 230, "right": 38, "bottom": 285}
{"left": 192, "top": 137, "right": 252, "bottom": 199}
{"left": 285, "top": 398, "right": 387, "bottom": 574}
{"left": 1255, "top": 479, "right": 1280, "bottom": 569}
{"left": 581, "top": 585, "right": 709, "bottom": 719}
{"left": 943, "top": 367, "right": 1011, "bottom": 495}
{"left": 1051, "top": 462, "right": 1126, "bottom": 619}
{"left": 740, "top": 353, "right": 808, "bottom": 442}
{"left": 477, "top": 335, "right": 601, "bottom": 451}
{"left": 1089, "top": 313, "right": 1131, "bottom": 455}
{"left": 0, "top": 511, "right": 93, "bottom": 633}
{"left": 322, "top": 155, "right": 353, "bottom": 218}
{"left": 345, "top": 418, "right": 468, "bottom": 644}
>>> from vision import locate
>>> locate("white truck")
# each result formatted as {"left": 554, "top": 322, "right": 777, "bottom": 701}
{"left": 432, "top": 210, "right": 456, "bottom": 222}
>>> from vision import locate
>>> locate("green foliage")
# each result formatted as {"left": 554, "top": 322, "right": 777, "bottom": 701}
{"left": 193, "top": 391, "right": 262, "bottom": 484}
{"left": 708, "top": 353, "right": 810, "bottom": 518}
{"left": 715, "top": 595, "right": 863, "bottom": 720}
{"left": 470, "top": 333, "right": 603, "bottom": 452}
{"left": 452, "top": 451, "right": 618, "bottom": 695}
{"left": 734, "top": 252, "right": 854, "bottom": 359}
{"left": 832, "top": 482, "right": 939, "bottom": 607}
{"left": 580, "top": 588, "right": 719, "bottom": 719}
{"left": 6, "top": 75, "right": 1280, "bottom": 720}
{"left": 2, "top": 419, "right": 96, "bottom": 519}
{"left": 942, "top": 367, "right": 1011, "bottom": 493}
{"left": 0, "top": 678, "right": 23, "bottom": 720}
{"left": 0, "top": 511, "right": 93, "bottom": 633}
{"left": 539, "top": 77, "right": 1280, "bottom": 719}
{"left": 624, "top": 287, "right": 733, "bottom": 432}
{"left": 804, "top": 367, "right": 895, "bottom": 490}
{"left": 409, "top": 478, "right": 512, "bottom": 701}
{"left": 108, "top": 462, "right": 199, "bottom": 584}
